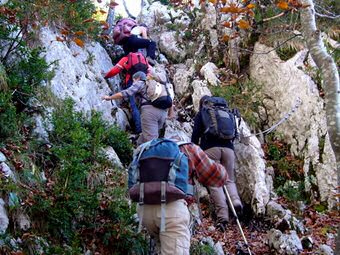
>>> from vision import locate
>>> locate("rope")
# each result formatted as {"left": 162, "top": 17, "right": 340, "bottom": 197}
{"left": 240, "top": 97, "right": 302, "bottom": 139}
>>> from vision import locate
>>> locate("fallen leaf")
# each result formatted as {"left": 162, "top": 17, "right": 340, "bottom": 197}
{"left": 56, "top": 36, "right": 65, "bottom": 42}
{"left": 238, "top": 19, "right": 250, "bottom": 29}
{"left": 74, "top": 31, "right": 85, "bottom": 36}
{"left": 277, "top": 1, "right": 289, "bottom": 10}
{"left": 73, "top": 38, "right": 85, "bottom": 47}
{"left": 223, "top": 21, "right": 232, "bottom": 28}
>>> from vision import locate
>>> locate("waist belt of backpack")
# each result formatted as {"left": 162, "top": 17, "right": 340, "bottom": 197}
{"left": 137, "top": 181, "right": 167, "bottom": 233}
{"left": 137, "top": 182, "right": 144, "bottom": 233}
{"left": 160, "top": 181, "right": 166, "bottom": 232}
{"left": 140, "top": 101, "right": 152, "bottom": 106}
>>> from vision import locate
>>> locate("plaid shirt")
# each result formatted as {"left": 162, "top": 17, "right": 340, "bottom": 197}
{"left": 180, "top": 143, "right": 227, "bottom": 187}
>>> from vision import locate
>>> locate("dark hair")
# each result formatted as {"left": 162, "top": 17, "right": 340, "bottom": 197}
{"left": 199, "top": 95, "right": 210, "bottom": 110}
{"left": 139, "top": 23, "right": 148, "bottom": 28}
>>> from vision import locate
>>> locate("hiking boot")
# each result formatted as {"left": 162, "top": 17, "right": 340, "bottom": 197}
{"left": 225, "top": 183, "right": 243, "bottom": 215}
{"left": 216, "top": 220, "right": 228, "bottom": 232}
{"left": 146, "top": 56, "right": 156, "bottom": 66}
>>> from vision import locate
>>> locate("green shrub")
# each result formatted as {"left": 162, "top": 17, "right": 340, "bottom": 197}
{"left": 6, "top": 0, "right": 101, "bottom": 41}
{"left": 265, "top": 134, "right": 307, "bottom": 203}
{"left": 0, "top": 92, "right": 21, "bottom": 140}
{"left": 26, "top": 99, "right": 142, "bottom": 253}
{"left": 104, "top": 126, "right": 133, "bottom": 166}
{"left": 190, "top": 241, "right": 215, "bottom": 255}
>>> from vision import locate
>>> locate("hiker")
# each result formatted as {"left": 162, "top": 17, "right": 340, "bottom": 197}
{"left": 103, "top": 52, "right": 151, "bottom": 134}
{"left": 121, "top": 26, "right": 157, "bottom": 65}
{"left": 102, "top": 71, "right": 167, "bottom": 145}
{"left": 130, "top": 23, "right": 148, "bottom": 39}
{"left": 128, "top": 136, "right": 227, "bottom": 254}
{"left": 112, "top": 18, "right": 157, "bottom": 65}
{"left": 191, "top": 95, "right": 243, "bottom": 231}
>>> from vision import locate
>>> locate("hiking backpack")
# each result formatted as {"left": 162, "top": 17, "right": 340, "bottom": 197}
{"left": 145, "top": 79, "right": 173, "bottom": 109}
{"left": 112, "top": 18, "right": 137, "bottom": 45}
{"left": 201, "top": 96, "right": 237, "bottom": 140}
{"left": 128, "top": 138, "right": 193, "bottom": 231}
{"left": 125, "top": 52, "right": 148, "bottom": 81}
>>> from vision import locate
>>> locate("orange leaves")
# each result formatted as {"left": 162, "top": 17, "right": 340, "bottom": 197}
{"left": 83, "top": 18, "right": 95, "bottom": 24}
{"left": 100, "top": 21, "right": 109, "bottom": 30}
{"left": 246, "top": 3, "right": 256, "bottom": 9}
{"left": 208, "top": 0, "right": 217, "bottom": 4}
{"left": 223, "top": 21, "right": 232, "bottom": 28}
{"left": 220, "top": 4, "right": 242, "bottom": 14}
{"left": 56, "top": 36, "right": 65, "bottom": 42}
{"left": 238, "top": 19, "right": 250, "bottom": 29}
{"left": 276, "top": 0, "right": 307, "bottom": 11}
{"left": 109, "top": 1, "right": 119, "bottom": 8}
{"left": 74, "top": 31, "right": 85, "bottom": 36}
{"left": 222, "top": 34, "right": 230, "bottom": 42}
{"left": 277, "top": 1, "right": 289, "bottom": 10}
{"left": 73, "top": 38, "right": 85, "bottom": 47}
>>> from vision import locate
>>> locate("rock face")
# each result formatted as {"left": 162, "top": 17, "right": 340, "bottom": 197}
{"left": 0, "top": 198, "right": 9, "bottom": 234}
{"left": 159, "top": 31, "right": 186, "bottom": 63}
{"left": 267, "top": 229, "right": 303, "bottom": 255}
{"left": 249, "top": 43, "right": 337, "bottom": 209}
{"left": 234, "top": 121, "right": 270, "bottom": 215}
{"left": 39, "top": 27, "right": 128, "bottom": 130}
{"left": 200, "top": 62, "right": 220, "bottom": 86}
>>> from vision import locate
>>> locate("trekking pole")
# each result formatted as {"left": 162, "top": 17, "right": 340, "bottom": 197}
{"left": 223, "top": 185, "right": 252, "bottom": 255}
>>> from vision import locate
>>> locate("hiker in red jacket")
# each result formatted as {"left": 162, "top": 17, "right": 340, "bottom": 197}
{"left": 103, "top": 52, "right": 151, "bottom": 134}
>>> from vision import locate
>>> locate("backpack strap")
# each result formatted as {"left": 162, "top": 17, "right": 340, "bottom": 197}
{"left": 160, "top": 181, "right": 166, "bottom": 232}
{"left": 137, "top": 183, "right": 145, "bottom": 233}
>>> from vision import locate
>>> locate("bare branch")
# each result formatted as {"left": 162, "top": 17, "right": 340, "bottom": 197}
{"left": 232, "top": 33, "right": 303, "bottom": 55}
{"left": 315, "top": 12, "right": 340, "bottom": 20}
{"left": 122, "top": 0, "right": 136, "bottom": 19}
{"left": 262, "top": 12, "right": 285, "bottom": 22}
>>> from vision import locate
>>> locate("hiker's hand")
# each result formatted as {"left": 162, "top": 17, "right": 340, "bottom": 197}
{"left": 101, "top": 95, "right": 111, "bottom": 101}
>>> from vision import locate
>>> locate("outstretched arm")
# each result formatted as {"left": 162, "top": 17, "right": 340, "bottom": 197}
{"left": 102, "top": 92, "right": 123, "bottom": 101}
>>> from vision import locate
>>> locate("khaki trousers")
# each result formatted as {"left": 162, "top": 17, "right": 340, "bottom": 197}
{"left": 205, "top": 147, "right": 235, "bottom": 222}
{"left": 137, "top": 199, "right": 190, "bottom": 255}
{"left": 137, "top": 105, "right": 167, "bottom": 145}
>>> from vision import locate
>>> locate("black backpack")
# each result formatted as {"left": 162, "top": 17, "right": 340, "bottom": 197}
{"left": 201, "top": 96, "right": 237, "bottom": 140}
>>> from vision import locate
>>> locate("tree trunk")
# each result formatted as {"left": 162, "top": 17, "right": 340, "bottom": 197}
{"left": 300, "top": 0, "right": 340, "bottom": 172}
{"left": 105, "top": 4, "right": 115, "bottom": 36}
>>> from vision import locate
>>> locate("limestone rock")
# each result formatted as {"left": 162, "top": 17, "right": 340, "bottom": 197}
{"left": 200, "top": 3, "right": 219, "bottom": 49}
{"left": 268, "top": 229, "right": 303, "bottom": 255}
{"left": 191, "top": 80, "right": 212, "bottom": 113}
{"left": 318, "top": 244, "right": 334, "bottom": 255}
{"left": 0, "top": 162, "right": 15, "bottom": 180}
{"left": 39, "top": 27, "right": 128, "bottom": 130}
{"left": 0, "top": 198, "right": 9, "bottom": 234}
{"left": 249, "top": 43, "right": 337, "bottom": 209}
{"left": 0, "top": 152, "right": 6, "bottom": 162}
{"left": 159, "top": 31, "right": 186, "bottom": 63}
{"left": 16, "top": 212, "right": 31, "bottom": 231}
{"left": 200, "top": 62, "right": 220, "bottom": 86}
{"left": 234, "top": 121, "right": 270, "bottom": 215}
{"left": 101, "top": 146, "right": 123, "bottom": 169}
{"left": 173, "top": 64, "right": 194, "bottom": 97}
{"left": 164, "top": 119, "right": 192, "bottom": 142}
